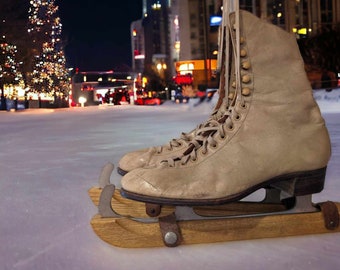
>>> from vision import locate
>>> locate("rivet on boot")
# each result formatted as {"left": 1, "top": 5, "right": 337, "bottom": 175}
{"left": 240, "top": 49, "right": 247, "bottom": 57}
{"left": 241, "top": 87, "right": 251, "bottom": 96}
{"left": 242, "top": 61, "right": 251, "bottom": 70}
{"left": 242, "top": 74, "right": 251, "bottom": 83}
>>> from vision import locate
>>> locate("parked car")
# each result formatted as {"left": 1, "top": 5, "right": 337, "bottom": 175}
{"left": 135, "top": 97, "right": 163, "bottom": 105}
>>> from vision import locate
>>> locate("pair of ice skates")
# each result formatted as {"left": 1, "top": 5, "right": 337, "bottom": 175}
{"left": 89, "top": 3, "right": 340, "bottom": 248}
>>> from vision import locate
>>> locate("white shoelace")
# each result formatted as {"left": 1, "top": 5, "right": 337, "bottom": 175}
{"left": 163, "top": 0, "right": 244, "bottom": 166}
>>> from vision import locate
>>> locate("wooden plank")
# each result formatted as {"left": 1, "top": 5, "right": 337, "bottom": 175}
{"left": 88, "top": 187, "right": 101, "bottom": 206}
{"left": 90, "top": 202, "right": 340, "bottom": 248}
{"left": 194, "top": 202, "right": 287, "bottom": 216}
{"left": 91, "top": 215, "right": 164, "bottom": 248}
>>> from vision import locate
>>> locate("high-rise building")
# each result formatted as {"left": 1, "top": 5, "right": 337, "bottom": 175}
{"left": 142, "top": 0, "right": 172, "bottom": 88}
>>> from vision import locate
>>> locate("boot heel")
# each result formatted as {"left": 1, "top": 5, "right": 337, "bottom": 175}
{"left": 271, "top": 167, "right": 327, "bottom": 196}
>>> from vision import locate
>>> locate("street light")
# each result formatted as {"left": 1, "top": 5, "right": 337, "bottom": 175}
{"left": 78, "top": 96, "right": 87, "bottom": 107}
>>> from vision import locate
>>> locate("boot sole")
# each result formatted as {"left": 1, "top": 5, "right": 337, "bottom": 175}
{"left": 117, "top": 167, "right": 128, "bottom": 176}
{"left": 120, "top": 167, "right": 327, "bottom": 206}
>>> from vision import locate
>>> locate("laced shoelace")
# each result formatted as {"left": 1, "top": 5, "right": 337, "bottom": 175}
{"left": 153, "top": 106, "right": 226, "bottom": 154}
{"left": 164, "top": 0, "right": 245, "bottom": 167}
{"left": 231, "top": 0, "right": 245, "bottom": 108}
{"left": 154, "top": 1, "right": 237, "bottom": 156}
{"left": 166, "top": 111, "right": 233, "bottom": 167}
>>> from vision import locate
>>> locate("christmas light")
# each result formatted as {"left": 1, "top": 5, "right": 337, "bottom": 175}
{"left": 27, "top": 0, "right": 70, "bottom": 98}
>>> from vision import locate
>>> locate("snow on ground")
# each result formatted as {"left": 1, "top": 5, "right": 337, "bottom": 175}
{"left": 0, "top": 89, "right": 340, "bottom": 270}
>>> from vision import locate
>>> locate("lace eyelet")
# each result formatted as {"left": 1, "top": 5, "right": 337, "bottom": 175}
{"left": 201, "top": 150, "right": 208, "bottom": 155}
{"left": 220, "top": 134, "right": 226, "bottom": 139}
{"left": 211, "top": 143, "right": 218, "bottom": 148}
{"left": 233, "top": 114, "right": 241, "bottom": 121}
{"left": 240, "top": 103, "right": 247, "bottom": 110}
{"left": 228, "top": 124, "right": 234, "bottom": 131}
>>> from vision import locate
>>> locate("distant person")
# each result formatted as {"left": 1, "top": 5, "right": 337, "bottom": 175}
{"left": 105, "top": 90, "right": 111, "bottom": 104}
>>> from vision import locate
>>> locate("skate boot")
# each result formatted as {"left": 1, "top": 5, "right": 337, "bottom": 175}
{"left": 90, "top": 3, "right": 339, "bottom": 248}
{"left": 120, "top": 9, "right": 331, "bottom": 205}
{"left": 90, "top": 9, "right": 236, "bottom": 211}
{"left": 117, "top": 15, "right": 234, "bottom": 176}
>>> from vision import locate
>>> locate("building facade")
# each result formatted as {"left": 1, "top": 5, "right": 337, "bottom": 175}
{"left": 254, "top": 0, "right": 340, "bottom": 34}
{"left": 131, "top": 0, "right": 340, "bottom": 91}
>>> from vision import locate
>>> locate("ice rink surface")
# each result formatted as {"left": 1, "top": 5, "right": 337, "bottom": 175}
{"left": 1, "top": 90, "right": 340, "bottom": 270}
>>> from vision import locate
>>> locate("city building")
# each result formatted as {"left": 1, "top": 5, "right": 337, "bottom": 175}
{"left": 131, "top": 0, "right": 340, "bottom": 94}
{"left": 257, "top": 0, "right": 340, "bottom": 36}
{"left": 131, "top": 0, "right": 222, "bottom": 93}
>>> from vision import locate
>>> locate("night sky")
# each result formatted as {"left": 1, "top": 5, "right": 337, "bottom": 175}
{"left": 56, "top": 0, "right": 143, "bottom": 72}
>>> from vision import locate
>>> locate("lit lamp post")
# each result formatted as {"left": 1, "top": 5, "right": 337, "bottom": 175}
{"left": 156, "top": 62, "right": 167, "bottom": 76}
{"left": 154, "top": 62, "right": 167, "bottom": 97}
{"left": 156, "top": 63, "right": 162, "bottom": 73}
{"left": 156, "top": 62, "right": 167, "bottom": 81}
{"left": 78, "top": 96, "right": 87, "bottom": 107}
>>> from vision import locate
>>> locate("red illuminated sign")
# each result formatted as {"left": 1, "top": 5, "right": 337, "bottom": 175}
{"left": 174, "top": 74, "right": 193, "bottom": 85}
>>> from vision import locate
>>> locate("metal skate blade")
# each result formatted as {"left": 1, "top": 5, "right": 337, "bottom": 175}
{"left": 174, "top": 194, "right": 318, "bottom": 221}
{"left": 98, "top": 162, "right": 114, "bottom": 188}
{"left": 120, "top": 195, "right": 319, "bottom": 225}
{"left": 98, "top": 184, "right": 135, "bottom": 219}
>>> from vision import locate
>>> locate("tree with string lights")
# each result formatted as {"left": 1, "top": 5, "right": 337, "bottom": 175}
{"left": 0, "top": 37, "right": 18, "bottom": 109}
{"left": 0, "top": 36, "right": 24, "bottom": 92}
{"left": 27, "top": 0, "right": 69, "bottom": 100}
{"left": 0, "top": 0, "right": 27, "bottom": 109}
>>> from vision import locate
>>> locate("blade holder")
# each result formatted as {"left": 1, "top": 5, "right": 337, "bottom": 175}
{"left": 159, "top": 213, "right": 182, "bottom": 247}
{"left": 146, "top": 203, "right": 161, "bottom": 217}
{"left": 318, "top": 201, "right": 339, "bottom": 230}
